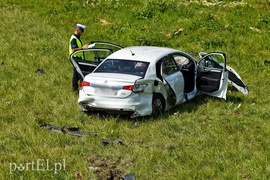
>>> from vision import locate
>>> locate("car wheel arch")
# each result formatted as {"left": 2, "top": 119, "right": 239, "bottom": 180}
{"left": 151, "top": 93, "right": 166, "bottom": 118}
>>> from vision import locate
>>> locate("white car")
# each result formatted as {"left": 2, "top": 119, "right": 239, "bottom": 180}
{"left": 69, "top": 42, "right": 248, "bottom": 118}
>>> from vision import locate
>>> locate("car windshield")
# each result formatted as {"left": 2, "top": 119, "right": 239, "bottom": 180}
{"left": 94, "top": 59, "right": 149, "bottom": 77}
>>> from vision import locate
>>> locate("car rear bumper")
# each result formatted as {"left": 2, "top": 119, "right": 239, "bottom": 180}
{"left": 78, "top": 92, "right": 152, "bottom": 118}
{"left": 80, "top": 103, "right": 135, "bottom": 115}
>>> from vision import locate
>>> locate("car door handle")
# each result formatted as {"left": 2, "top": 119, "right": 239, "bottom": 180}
{"left": 209, "top": 69, "right": 221, "bottom": 73}
{"left": 203, "top": 68, "right": 220, "bottom": 73}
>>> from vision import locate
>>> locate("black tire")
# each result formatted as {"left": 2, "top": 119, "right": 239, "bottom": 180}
{"left": 151, "top": 94, "right": 165, "bottom": 118}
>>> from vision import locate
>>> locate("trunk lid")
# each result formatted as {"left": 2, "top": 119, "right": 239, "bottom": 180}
{"left": 82, "top": 73, "right": 141, "bottom": 98}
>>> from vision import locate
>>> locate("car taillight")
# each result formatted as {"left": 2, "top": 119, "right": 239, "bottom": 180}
{"left": 122, "top": 85, "right": 134, "bottom": 91}
{"left": 133, "top": 83, "right": 148, "bottom": 93}
{"left": 80, "top": 81, "right": 90, "bottom": 88}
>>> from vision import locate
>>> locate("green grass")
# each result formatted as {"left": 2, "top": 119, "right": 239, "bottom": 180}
{"left": 1, "top": 0, "right": 270, "bottom": 179}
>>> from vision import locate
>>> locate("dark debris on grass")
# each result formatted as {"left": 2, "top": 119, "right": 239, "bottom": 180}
{"left": 36, "top": 68, "right": 46, "bottom": 74}
{"left": 40, "top": 124, "right": 90, "bottom": 137}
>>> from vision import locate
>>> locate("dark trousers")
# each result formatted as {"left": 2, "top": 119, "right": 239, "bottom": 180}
{"left": 72, "top": 67, "right": 83, "bottom": 91}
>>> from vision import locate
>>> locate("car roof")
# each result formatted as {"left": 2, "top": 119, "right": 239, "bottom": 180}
{"left": 107, "top": 46, "right": 181, "bottom": 62}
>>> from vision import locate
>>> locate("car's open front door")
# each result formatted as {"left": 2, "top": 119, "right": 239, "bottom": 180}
{"left": 199, "top": 52, "right": 248, "bottom": 95}
{"left": 70, "top": 49, "right": 113, "bottom": 79}
{"left": 197, "top": 52, "right": 228, "bottom": 100}
{"left": 89, "top": 41, "right": 123, "bottom": 50}
{"left": 69, "top": 42, "right": 123, "bottom": 79}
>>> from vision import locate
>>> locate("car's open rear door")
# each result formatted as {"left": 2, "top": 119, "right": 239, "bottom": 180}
{"left": 197, "top": 52, "right": 228, "bottom": 100}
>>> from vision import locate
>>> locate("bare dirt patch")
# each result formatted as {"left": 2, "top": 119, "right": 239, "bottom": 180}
{"left": 87, "top": 156, "right": 133, "bottom": 180}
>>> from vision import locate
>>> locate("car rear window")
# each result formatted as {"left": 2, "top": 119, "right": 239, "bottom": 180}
{"left": 94, "top": 59, "right": 149, "bottom": 77}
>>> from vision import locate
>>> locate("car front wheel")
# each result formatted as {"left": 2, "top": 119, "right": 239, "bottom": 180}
{"left": 151, "top": 94, "right": 164, "bottom": 118}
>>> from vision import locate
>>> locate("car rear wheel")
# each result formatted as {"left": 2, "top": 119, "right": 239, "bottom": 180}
{"left": 151, "top": 94, "right": 164, "bottom": 118}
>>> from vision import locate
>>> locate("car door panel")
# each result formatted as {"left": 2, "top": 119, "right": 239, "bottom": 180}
{"left": 160, "top": 56, "right": 185, "bottom": 105}
{"left": 75, "top": 58, "right": 99, "bottom": 76}
{"left": 197, "top": 66, "right": 223, "bottom": 92}
{"left": 199, "top": 52, "right": 248, "bottom": 95}
{"left": 163, "top": 71, "right": 185, "bottom": 105}
{"left": 69, "top": 42, "right": 123, "bottom": 79}
{"left": 90, "top": 41, "right": 123, "bottom": 50}
{"left": 197, "top": 52, "right": 228, "bottom": 99}
{"left": 70, "top": 49, "right": 114, "bottom": 79}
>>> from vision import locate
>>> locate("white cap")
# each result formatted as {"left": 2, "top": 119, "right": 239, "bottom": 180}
{"left": 76, "top": 24, "right": 86, "bottom": 31}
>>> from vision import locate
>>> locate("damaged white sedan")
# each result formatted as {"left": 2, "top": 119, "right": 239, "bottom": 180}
{"left": 70, "top": 43, "right": 248, "bottom": 118}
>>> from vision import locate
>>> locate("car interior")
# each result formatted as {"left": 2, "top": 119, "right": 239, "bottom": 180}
{"left": 174, "top": 56, "right": 196, "bottom": 93}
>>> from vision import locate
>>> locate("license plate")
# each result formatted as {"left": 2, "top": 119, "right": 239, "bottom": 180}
{"left": 95, "top": 88, "right": 117, "bottom": 95}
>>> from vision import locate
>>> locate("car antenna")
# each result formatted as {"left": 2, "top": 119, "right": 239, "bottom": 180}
{"left": 129, "top": 48, "right": 135, "bottom": 56}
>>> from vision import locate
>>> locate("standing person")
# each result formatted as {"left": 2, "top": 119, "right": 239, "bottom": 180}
{"left": 69, "top": 23, "right": 88, "bottom": 92}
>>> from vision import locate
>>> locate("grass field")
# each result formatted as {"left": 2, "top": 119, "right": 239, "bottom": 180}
{"left": 1, "top": 0, "right": 270, "bottom": 179}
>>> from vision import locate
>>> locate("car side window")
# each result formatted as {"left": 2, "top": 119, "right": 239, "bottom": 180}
{"left": 199, "top": 54, "right": 224, "bottom": 69}
{"left": 161, "top": 56, "right": 178, "bottom": 77}
{"left": 173, "top": 55, "right": 189, "bottom": 69}
{"left": 84, "top": 50, "right": 112, "bottom": 63}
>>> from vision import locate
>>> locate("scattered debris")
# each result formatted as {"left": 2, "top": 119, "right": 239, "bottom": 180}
{"left": 100, "top": 19, "right": 111, "bottom": 25}
{"left": 236, "top": 104, "right": 241, "bottom": 109}
{"left": 249, "top": 27, "right": 261, "bottom": 33}
{"left": 123, "top": 173, "right": 136, "bottom": 180}
{"left": 40, "top": 124, "right": 90, "bottom": 137}
{"left": 102, "top": 139, "right": 124, "bottom": 147}
{"left": 62, "top": 126, "right": 87, "bottom": 137}
{"left": 36, "top": 69, "right": 46, "bottom": 74}
{"left": 40, "top": 124, "right": 62, "bottom": 133}
{"left": 0, "top": 62, "right": 4, "bottom": 65}
{"left": 264, "top": 60, "right": 270, "bottom": 65}
{"left": 195, "top": 0, "right": 246, "bottom": 7}
{"left": 87, "top": 157, "right": 133, "bottom": 180}
{"left": 174, "top": 28, "right": 184, "bottom": 36}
